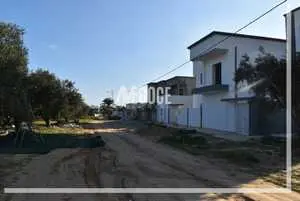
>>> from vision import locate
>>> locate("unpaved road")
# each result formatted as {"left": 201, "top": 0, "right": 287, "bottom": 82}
{"left": 1, "top": 121, "right": 300, "bottom": 201}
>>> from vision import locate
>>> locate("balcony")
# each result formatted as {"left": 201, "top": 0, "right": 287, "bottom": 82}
{"left": 192, "top": 84, "right": 229, "bottom": 94}
{"left": 191, "top": 48, "right": 228, "bottom": 61}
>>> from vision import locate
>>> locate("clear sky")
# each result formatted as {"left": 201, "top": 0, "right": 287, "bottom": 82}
{"left": 1, "top": 0, "right": 299, "bottom": 105}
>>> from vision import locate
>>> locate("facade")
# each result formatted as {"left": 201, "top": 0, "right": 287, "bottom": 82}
{"left": 286, "top": 7, "right": 300, "bottom": 133}
{"left": 147, "top": 76, "right": 195, "bottom": 107}
{"left": 188, "top": 31, "right": 286, "bottom": 135}
{"left": 286, "top": 6, "right": 300, "bottom": 64}
{"left": 289, "top": 7, "right": 300, "bottom": 54}
{"left": 147, "top": 76, "right": 195, "bottom": 124}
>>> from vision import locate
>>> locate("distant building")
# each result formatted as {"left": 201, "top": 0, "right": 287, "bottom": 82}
{"left": 125, "top": 103, "right": 148, "bottom": 120}
{"left": 147, "top": 76, "right": 195, "bottom": 107}
{"left": 147, "top": 76, "right": 196, "bottom": 124}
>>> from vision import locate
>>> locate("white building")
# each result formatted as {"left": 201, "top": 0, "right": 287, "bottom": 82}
{"left": 188, "top": 31, "right": 286, "bottom": 135}
{"left": 147, "top": 76, "right": 195, "bottom": 124}
{"left": 286, "top": 7, "right": 300, "bottom": 57}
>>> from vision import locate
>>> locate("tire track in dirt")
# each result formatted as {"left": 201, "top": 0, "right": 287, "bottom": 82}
{"left": 100, "top": 128, "right": 300, "bottom": 201}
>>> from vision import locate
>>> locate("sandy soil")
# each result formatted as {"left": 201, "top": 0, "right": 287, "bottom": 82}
{"left": 1, "top": 120, "right": 299, "bottom": 201}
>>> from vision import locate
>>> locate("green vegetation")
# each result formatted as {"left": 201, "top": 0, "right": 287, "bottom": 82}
{"left": 0, "top": 122, "right": 105, "bottom": 154}
{"left": 0, "top": 22, "right": 90, "bottom": 130}
{"left": 234, "top": 47, "right": 300, "bottom": 130}
{"left": 33, "top": 125, "right": 87, "bottom": 135}
{"left": 99, "top": 98, "right": 114, "bottom": 119}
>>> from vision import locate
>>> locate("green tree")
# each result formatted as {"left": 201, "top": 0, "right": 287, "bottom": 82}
{"left": 100, "top": 98, "right": 114, "bottom": 119}
{"left": 88, "top": 105, "right": 99, "bottom": 116}
{"left": 0, "top": 22, "right": 31, "bottom": 130}
{"left": 28, "top": 69, "right": 63, "bottom": 127}
{"left": 234, "top": 47, "right": 300, "bottom": 130}
{"left": 60, "top": 79, "right": 85, "bottom": 122}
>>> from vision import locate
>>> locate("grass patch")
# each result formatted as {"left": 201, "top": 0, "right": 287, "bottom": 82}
{"left": 33, "top": 125, "right": 87, "bottom": 135}
{"left": 79, "top": 118, "right": 98, "bottom": 124}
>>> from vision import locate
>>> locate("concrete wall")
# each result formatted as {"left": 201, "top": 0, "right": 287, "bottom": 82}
{"left": 294, "top": 8, "right": 300, "bottom": 52}
{"left": 168, "top": 95, "right": 193, "bottom": 107}
{"left": 262, "top": 110, "right": 286, "bottom": 134}
{"left": 189, "top": 108, "right": 202, "bottom": 128}
{"left": 176, "top": 108, "right": 188, "bottom": 126}
{"left": 191, "top": 34, "right": 286, "bottom": 99}
{"left": 193, "top": 92, "right": 250, "bottom": 135}
{"left": 250, "top": 101, "right": 286, "bottom": 135}
{"left": 157, "top": 95, "right": 193, "bottom": 109}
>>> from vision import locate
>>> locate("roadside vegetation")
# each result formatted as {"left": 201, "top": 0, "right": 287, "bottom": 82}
{"left": 0, "top": 120, "right": 105, "bottom": 155}
{"left": 0, "top": 22, "right": 91, "bottom": 133}
{"left": 136, "top": 123, "right": 300, "bottom": 192}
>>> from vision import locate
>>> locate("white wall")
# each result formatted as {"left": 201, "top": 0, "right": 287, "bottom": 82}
{"left": 157, "top": 95, "right": 193, "bottom": 108}
{"left": 155, "top": 100, "right": 249, "bottom": 134}
{"left": 294, "top": 8, "right": 300, "bottom": 52}
{"left": 195, "top": 92, "right": 250, "bottom": 135}
{"left": 189, "top": 108, "right": 202, "bottom": 128}
{"left": 191, "top": 34, "right": 286, "bottom": 99}
{"left": 168, "top": 95, "right": 193, "bottom": 107}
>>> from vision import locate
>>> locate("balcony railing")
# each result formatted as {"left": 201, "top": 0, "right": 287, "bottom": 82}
{"left": 192, "top": 84, "right": 229, "bottom": 94}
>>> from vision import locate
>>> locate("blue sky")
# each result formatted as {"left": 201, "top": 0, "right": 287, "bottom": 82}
{"left": 1, "top": 0, "right": 299, "bottom": 105}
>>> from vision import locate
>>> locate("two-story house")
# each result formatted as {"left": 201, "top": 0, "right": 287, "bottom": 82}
{"left": 147, "top": 76, "right": 195, "bottom": 124}
{"left": 147, "top": 76, "right": 195, "bottom": 107}
{"left": 188, "top": 31, "right": 286, "bottom": 135}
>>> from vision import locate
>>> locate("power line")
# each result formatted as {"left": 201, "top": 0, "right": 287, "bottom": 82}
{"left": 138, "top": 0, "right": 287, "bottom": 89}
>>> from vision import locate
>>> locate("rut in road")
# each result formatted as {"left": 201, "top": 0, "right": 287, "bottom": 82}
{"left": 2, "top": 120, "right": 300, "bottom": 201}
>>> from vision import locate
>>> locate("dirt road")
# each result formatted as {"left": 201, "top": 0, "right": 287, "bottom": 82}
{"left": 1, "top": 121, "right": 299, "bottom": 201}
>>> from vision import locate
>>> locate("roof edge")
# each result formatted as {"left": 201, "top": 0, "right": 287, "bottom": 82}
{"left": 147, "top": 76, "right": 195, "bottom": 86}
{"left": 187, "top": 31, "right": 286, "bottom": 50}
{"left": 284, "top": 6, "right": 300, "bottom": 16}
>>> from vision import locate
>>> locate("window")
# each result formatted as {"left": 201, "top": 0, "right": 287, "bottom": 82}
{"left": 179, "top": 88, "right": 184, "bottom": 95}
{"left": 199, "top": 72, "right": 203, "bottom": 85}
{"left": 213, "top": 62, "right": 222, "bottom": 85}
